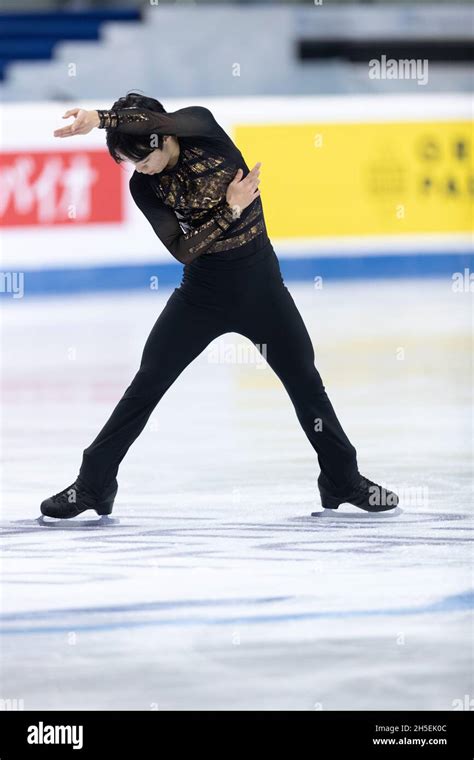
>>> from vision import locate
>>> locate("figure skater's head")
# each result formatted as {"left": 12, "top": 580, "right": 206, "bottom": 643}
{"left": 106, "top": 92, "right": 179, "bottom": 175}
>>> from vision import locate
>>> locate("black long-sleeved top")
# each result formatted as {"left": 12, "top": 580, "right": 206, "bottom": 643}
{"left": 97, "top": 105, "right": 269, "bottom": 265}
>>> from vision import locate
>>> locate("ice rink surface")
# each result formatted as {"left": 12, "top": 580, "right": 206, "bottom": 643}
{"left": 1, "top": 275, "right": 472, "bottom": 710}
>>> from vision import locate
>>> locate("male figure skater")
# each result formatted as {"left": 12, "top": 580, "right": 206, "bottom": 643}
{"left": 41, "top": 93, "right": 398, "bottom": 518}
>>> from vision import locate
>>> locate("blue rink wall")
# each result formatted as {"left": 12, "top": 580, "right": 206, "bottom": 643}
{"left": 2, "top": 251, "right": 473, "bottom": 298}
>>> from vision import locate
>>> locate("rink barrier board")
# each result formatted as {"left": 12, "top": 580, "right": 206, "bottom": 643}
{"left": 235, "top": 120, "right": 473, "bottom": 237}
{"left": 1, "top": 97, "right": 472, "bottom": 278}
{"left": 1, "top": 251, "right": 473, "bottom": 297}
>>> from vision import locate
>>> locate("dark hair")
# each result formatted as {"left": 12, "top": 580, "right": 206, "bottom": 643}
{"left": 105, "top": 91, "right": 167, "bottom": 164}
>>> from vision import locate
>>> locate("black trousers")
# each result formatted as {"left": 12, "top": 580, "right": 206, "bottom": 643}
{"left": 78, "top": 241, "right": 359, "bottom": 497}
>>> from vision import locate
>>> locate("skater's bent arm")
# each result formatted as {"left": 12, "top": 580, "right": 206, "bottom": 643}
{"left": 129, "top": 174, "right": 237, "bottom": 265}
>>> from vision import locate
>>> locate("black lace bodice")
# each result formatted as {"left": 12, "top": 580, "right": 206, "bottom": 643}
{"left": 97, "top": 105, "right": 268, "bottom": 264}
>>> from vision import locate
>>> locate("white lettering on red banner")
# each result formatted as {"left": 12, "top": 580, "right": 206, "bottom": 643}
{"left": 0, "top": 150, "right": 123, "bottom": 227}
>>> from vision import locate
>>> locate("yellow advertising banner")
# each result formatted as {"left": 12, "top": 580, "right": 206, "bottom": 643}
{"left": 233, "top": 120, "right": 473, "bottom": 238}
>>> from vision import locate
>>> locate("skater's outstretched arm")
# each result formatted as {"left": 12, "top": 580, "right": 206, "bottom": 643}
{"left": 96, "top": 105, "right": 218, "bottom": 138}
{"left": 53, "top": 106, "right": 220, "bottom": 139}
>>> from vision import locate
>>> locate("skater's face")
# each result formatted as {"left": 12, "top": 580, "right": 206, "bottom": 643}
{"left": 119, "top": 136, "right": 179, "bottom": 175}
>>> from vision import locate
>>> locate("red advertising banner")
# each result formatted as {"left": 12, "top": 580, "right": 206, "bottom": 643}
{"left": 0, "top": 149, "right": 124, "bottom": 227}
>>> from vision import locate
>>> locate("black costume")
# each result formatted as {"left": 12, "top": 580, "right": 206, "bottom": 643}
{"left": 77, "top": 105, "right": 360, "bottom": 497}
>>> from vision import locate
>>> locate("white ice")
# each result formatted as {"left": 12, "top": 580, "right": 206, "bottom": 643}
{"left": 1, "top": 276, "right": 472, "bottom": 710}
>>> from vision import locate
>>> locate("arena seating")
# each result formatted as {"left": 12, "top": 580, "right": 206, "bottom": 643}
{"left": 0, "top": 8, "right": 141, "bottom": 81}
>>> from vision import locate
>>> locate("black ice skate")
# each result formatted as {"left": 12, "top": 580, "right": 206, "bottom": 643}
{"left": 317, "top": 475, "right": 399, "bottom": 513}
{"left": 40, "top": 478, "right": 118, "bottom": 519}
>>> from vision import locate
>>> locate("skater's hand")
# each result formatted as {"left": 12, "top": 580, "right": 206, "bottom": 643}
{"left": 226, "top": 163, "right": 261, "bottom": 217}
{"left": 53, "top": 109, "right": 100, "bottom": 138}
